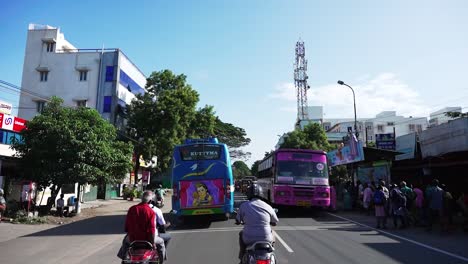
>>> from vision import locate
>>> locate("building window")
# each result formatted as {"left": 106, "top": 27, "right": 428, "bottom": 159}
{"left": 366, "top": 125, "right": 372, "bottom": 131}
{"left": 105, "top": 66, "right": 114, "bottom": 82}
{"left": 76, "top": 100, "right": 87, "bottom": 107}
{"left": 79, "top": 71, "right": 88, "bottom": 81}
{"left": 46, "top": 42, "right": 55, "bottom": 52}
{"left": 324, "top": 125, "right": 330, "bottom": 131}
{"left": 416, "top": 124, "right": 423, "bottom": 132}
{"left": 409, "top": 124, "right": 415, "bottom": 132}
{"left": 36, "top": 101, "right": 46, "bottom": 113}
{"left": 40, "top": 71, "right": 48, "bottom": 82}
{"left": 387, "top": 122, "right": 394, "bottom": 126}
{"left": 347, "top": 126, "right": 353, "bottom": 132}
{"left": 103, "top": 96, "right": 112, "bottom": 113}
{"left": 377, "top": 125, "right": 384, "bottom": 132}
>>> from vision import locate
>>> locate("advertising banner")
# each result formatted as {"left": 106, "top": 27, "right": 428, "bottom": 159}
{"left": 179, "top": 179, "right": 225, "bottom": 209}
{"left": 0, "top": 100, "right": 12, "bottom": 115}
{"left": 395, "top": 133, "right": 417, "bottom": 160}
{"left": 0, "top": 113, "right": 26, "bottom": 133}
{"left": 357, "top": 161, "right": 391, "bottom": 184}
{"left": 327, "top": 141, "right": 365, "bottom": 166}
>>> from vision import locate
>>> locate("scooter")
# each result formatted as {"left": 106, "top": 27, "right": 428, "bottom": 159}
{"left": 235, "top": 221, "right": 277, "bottom": 264}
{"left": 122, "top": 240, "right": 160, "bottom": 264}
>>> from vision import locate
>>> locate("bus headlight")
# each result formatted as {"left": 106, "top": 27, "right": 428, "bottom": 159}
{"left": 322, "top": 192, "right": 329, "bottom": 198}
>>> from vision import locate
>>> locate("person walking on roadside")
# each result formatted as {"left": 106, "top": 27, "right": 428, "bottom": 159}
{"left": 56, "top": 194, "right": 65, "bottom": 217}
{"left": 390, "top": 184, "right": 407, "bottom": 229}
{"left": 400, "top": 181, "right": 415, "bottom": 225}
{"left": 0, "top": 189, "right": 6, "bottom": 221}
{"left": 374, "top": 185, "right": 387, "bottom": 229}
{"left": 425, "top": 179, "right": 444, "bottom": 232}
{"left": 362, "top": 183, "right": 373, "bottom": 215}
{"left": 413, "top": 185, "right": 425, "bottom": 226}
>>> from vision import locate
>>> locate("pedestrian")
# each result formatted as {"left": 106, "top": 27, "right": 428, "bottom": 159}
{"left": 362, "top": 183, "right": 373, "bottom": 215}
{"left": 400, "top": 181, "right": 415, "bottom": 225}
{"left": 374, "top": 185, "right": 387, "bottom": 229}
{"left": 441, "top": 184, "right": 454, "bottom": 232}
{"left": 379, "top": 180, "right": 390, "bottom": 219}
{"left": 413, "top": 184, "right": 425, "bottom": 226}
{"left": 329, "top": 181, "right": 337, "bottom": 212}
{"left": 425, "top": 179, "right": 444, "bottom": 232}
{"left": 390, "top": 184, "right": 407, "bottom": 229}
{"left": 56, "top": 194, "right": 65, "bottom": 217}
{"left": 0, "top": 188, "right": 6, "bottom": 221}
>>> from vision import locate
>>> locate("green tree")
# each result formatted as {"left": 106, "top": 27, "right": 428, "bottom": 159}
{"left": 127, "top": 70, "right": 252, "bottom": 176}
{"left": 214, "top": 118, "right": 251, "bottom": 160}
{"left": 12, "top": 97, "right": 133, "bottom": 211}
{"left": 445, "top": 111, "right": 468, "bottom": 118}
{"left": 232, "top": 161, "right": 252, "bottom": 179}
{"left": 250, "top": 160, "right": 261, "bottom": 176}
{"left": 280, "top": 123, "right": 331, "bottom": 151}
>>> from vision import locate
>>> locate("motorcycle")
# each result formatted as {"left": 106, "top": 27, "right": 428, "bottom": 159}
{"left": 121, "top": 240, "right": 160, "bottom": 264}
{"left": 236, "top": 221, "right": 277, "bottom": 264}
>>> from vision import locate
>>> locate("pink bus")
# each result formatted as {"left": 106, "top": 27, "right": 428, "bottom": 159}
{"left": 257, "top": 149, "right": 330, "bottom": 209}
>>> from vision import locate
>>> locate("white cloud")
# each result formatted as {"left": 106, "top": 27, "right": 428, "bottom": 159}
{"left": 270, "top": 73, "right": 431, "bottom": 118}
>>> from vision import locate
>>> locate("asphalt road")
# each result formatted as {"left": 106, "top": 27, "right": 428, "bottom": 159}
{"left": 0, "top": 193, "right": 467, "bottom": 264}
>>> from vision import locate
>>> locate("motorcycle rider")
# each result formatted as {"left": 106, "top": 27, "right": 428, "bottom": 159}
{"left": 119, "top": 191, "right": 166, "bottom": 263}
{"left": 149, "top": 199, "right": 172, "bottom": 259}
{"left": 236, "top": 183, "right": 279, "bottom": 263}
{"left": 155, "top": 184, "right": 166, "bottom": 205}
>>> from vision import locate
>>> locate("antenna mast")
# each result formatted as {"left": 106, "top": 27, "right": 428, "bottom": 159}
{"left": 294, "top": 40, "right": 309, "bottom": 122}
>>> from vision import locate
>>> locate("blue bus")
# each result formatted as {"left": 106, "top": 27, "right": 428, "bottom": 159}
{"left": 171, "top": 138, "right": 234, "bottom": 219}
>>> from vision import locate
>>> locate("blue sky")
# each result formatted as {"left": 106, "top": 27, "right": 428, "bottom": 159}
{"left": 1, "top": 0, "right": 468, "bottom": 166}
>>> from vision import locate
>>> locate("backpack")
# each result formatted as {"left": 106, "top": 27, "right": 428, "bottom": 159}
{"left": 374, "top": 190, "right": 385, "bottom": 205}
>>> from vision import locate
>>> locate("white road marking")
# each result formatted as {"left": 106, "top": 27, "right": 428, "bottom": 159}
{"left": 328, "top": 213, "right": 468, "bottom": 263}
{"left": 273, "top": 230, "right": 294, "bottom": 253}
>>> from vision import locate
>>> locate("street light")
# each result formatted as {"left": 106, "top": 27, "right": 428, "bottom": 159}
{"left": 337, "top": 80, "right": 358, "bottom": 138}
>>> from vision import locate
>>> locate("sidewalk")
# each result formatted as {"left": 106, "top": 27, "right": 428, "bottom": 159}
{"left": 331, "top": 209, "right": 468, "bottom": 259}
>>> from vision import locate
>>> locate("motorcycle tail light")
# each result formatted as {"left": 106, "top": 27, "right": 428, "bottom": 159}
{"left": 256, "top": 260, "right": 271, "bottom": 264}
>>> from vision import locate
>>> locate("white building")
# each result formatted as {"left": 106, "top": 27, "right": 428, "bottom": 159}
{"left": 428, "top": 107, "right": 462, "bottom": 128}
{"left": 19, "top": 24, "right": 146, "bottom": 131}
{"left": 324, "top": 111, "right": 428, "bottom": 144}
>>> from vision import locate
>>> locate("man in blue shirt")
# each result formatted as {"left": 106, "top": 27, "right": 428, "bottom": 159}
{"left": 426, "top": 179, "right": 444, "bottom": 231}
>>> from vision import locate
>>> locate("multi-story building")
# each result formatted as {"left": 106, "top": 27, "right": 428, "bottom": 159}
{"left": 19, "top": 24, "right": 146, "bottom": 132}
{"left": 428, "top": 107, "right": 462, "bottom": 128}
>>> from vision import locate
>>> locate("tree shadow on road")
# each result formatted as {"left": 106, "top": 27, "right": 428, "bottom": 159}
{"left": 23, "top": 214, "right": 126, "bottom": 237}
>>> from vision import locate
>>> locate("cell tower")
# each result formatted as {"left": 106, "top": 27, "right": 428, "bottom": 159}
{"left": 294, "top": 40, "right": 310, "bottom": 122}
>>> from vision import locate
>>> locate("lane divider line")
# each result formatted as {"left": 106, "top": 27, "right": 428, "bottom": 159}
{"left": 328, "top": 213, "right": 468, "bottom": 263}
{"left": 273, "top": 230, "right": 294, "bottom": 253}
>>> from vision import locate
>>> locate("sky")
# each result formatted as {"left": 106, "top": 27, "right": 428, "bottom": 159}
{"left": 1, "top": 0, "right": 468, "bottom": 166}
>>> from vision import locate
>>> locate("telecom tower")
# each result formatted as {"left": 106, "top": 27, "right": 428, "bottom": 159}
{"left": 294, "top": 40, "right": 310, "bottom": 122}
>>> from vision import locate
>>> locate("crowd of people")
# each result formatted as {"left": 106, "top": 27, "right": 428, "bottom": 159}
{"left": 341, "top": 179, "right": 468, "bottom": 233}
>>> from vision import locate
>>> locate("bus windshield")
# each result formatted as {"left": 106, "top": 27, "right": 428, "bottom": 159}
{"left": 179, "top": 144, "right": 221, "bottom": 161}
{"left": 276, "top": 160, "right": 328, "bottom": 184}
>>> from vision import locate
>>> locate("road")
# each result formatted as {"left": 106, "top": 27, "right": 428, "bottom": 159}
{"left": 0, "top": 193, "right": 467, "bottom": 264}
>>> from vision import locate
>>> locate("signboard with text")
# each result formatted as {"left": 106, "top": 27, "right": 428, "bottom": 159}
{"left": 0, "top": 113, "right": 26, "bottom": 133}
{"left": 0, "top": 101, "right": 12, "bottom": 115}
{"left": 376, "top": 133, "right": 396, "bottom": 150}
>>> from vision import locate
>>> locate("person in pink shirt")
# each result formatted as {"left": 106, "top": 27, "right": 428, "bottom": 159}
{"left": 413, "top": 185, "right": 424, "bottom": 226}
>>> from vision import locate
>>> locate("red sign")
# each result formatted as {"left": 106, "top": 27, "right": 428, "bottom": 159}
{"left": 0, "top": 113, "right": 27, "bottom": 133}
{"left": 13, "top": 117, "right": 26, "bottom": 132}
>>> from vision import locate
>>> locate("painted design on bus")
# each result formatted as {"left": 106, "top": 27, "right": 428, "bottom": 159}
{"left": 179, "top": 179, "right": 225, "bottom": 209}
{"left": 181, "top": 163, "right": 216, "bottom": 178}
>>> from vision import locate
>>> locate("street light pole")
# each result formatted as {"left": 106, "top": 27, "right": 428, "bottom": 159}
{"left": 337, "top": 80, "right": 358, "bottom": 138}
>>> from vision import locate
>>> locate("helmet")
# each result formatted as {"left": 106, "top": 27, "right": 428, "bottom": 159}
{"left": 246, "top": 182, "right": 263, "bottom": 200}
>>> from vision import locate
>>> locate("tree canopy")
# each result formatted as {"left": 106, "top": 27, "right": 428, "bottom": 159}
{"left": 279, "top": 123, "right": 332, "bottom": 151}
{"left": 126, "top": 69, "right": 251, "bottom": 176}
{"left": 232, "top": 161, "right": 252, "bottom": 179}
{"left": 12, "top": 97, "right": 133, "bottom": 209}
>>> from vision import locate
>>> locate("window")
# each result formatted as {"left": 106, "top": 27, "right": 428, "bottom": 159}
{"left": 79, "top": 71, "right": 87, "bottom": 81}
{"left": 324, "top": 125, "right": 330, "bottom": 131}
{"left": 409, "top": 124, "right": 415, "bottom": 132}
{"left": 40, "top": 71, "right": 48, "bottom": 82}
{"left": 347, "top": 126, "right": 352, "bottom": 132}
{"left": 377, "top": 125, "right": 384, "bottom": 132}
{"left": 46, "top": 42, "right": 55, "bottom": 52}
{"left": 76, "top": 100, "right": 87, "bottom": 107}
{"left": 105, "top": 66, "right": 114, "bottom": 82}
{"left": 416, "top": 124, "right": 423, "bottom": 132}
{"left": 366, "top": 125, "right": 373, "bottom": 130}
{"left": 36, "top": 101, "right": 46, "bottom": 113}
{"left": 103, "top": 96, "right": 112, "bottom": 113}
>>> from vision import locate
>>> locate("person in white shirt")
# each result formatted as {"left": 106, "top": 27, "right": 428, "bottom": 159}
{"left": 56, "top": 194, "right": 65, "bottom": 217}
{"left": 150, "top": 200, "right": 171, "bottom": 261}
